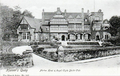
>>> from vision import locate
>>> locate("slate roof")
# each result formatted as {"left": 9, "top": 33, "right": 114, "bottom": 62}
{"left": 44, "top": 12, "right": 90, "bottom": 24}
{"left": 44, "top": 12, "right": 88, "bottom": 20}
{"left": 23, "top": 16, "right": 42, "bottom": 32}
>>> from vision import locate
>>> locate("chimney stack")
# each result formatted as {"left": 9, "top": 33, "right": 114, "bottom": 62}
{"left": 42, "top": 9, "right": 44, "bottom": 23}
{"left": 57, "top": 7, "right": 60, "bottom": 11}
{"left": 82, "top": 8, "right": 84, "bottom": 21}
{"left": 87, "top": 10, "right": 89, "bottom": 16}
{"left": 64, "top": 9, "right": 66, "bottom": 18}
{"left": 81, "top": 8, "right": 84, "bottom": 31}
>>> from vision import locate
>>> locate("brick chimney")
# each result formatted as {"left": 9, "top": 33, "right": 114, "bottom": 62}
{"left": 42, "top": 9, "right": 45, "bottom": 23}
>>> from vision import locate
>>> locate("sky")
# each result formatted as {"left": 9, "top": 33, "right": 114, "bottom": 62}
{"left": 1, "top": 0, "right": 120, "bottom": 20}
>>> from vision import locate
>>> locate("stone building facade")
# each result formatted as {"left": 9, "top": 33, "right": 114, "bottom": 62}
{"left": 17, "top": 8, "right": 111, "bottom": 42}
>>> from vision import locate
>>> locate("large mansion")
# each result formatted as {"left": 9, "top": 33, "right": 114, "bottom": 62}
{"left": 17, "top": 8, "right": 111, "bottom": 42}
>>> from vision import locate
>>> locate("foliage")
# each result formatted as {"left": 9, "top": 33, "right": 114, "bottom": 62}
{"left": 22, "top": 10, "right": 34, "bottom": 18}
{"left": 108, "top": 16, "right": 120, "bottom": 44}
{"left": 109, "top": 16, "right": 120, "bottom": 36}
{"left": 0, "top": 4, "right": 34, "bottom": 41}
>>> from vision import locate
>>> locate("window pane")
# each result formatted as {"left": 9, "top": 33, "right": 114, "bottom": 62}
{"left": 23, "top": 33, "right": 26, "bottom": 39}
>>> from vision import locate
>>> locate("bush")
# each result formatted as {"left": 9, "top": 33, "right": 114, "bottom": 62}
{"left": 102, "top": 42, "right": 113, "bottom": 47}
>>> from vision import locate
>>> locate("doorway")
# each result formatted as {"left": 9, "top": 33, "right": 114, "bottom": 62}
{"left": 61, "top": 35, "right": 65, "bottom": 41}
{"left": 96, "top": 35, "right": 100, "bottom": 40}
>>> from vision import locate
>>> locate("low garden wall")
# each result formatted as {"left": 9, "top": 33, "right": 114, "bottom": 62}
{"left": 63, "top": 46, "right": 120, "bottom": 62}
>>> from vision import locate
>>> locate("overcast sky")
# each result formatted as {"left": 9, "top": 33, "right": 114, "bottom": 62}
{"left": 1, "top": 0, "right": 120, "bottom": 20}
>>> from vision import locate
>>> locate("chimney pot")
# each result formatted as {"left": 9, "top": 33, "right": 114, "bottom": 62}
{"left": 43, "top": 9, "right": 44, "bottom": 12}
{"left": 57, "top": 7, "right": 60, "bottom": 11}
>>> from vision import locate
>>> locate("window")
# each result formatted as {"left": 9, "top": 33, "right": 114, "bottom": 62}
{"left": 20, "top": 24, "right": 28, "bottom": 29}
{"left": 22, "top": 32, "right": 30, "bottom": 39}
{"left": 93, "top": 24, "right": 101, "bottom": 30}
{"left": 84, "top": 18, "right": 87, "bottom": 22}
{"left": 68, "top": 25, "right": 74, "bottom": 30}
{"left": 23, "top": 33, "right": 26, "bottom": 39}
{"left": 85, "top": 34, "right": 88, "bottom": 40}
{"left": 105, "top": 35, "right": 108, "bottom": 39}
{"left": 76, "top": 24, "right": 82, "bottom": 30}
{"left": 70, "top": 34, "right": 75, "bottom": 40}
{"left": 68, "top": 34, "right": 70, "bottom": 39}
{"left": 95, "top": 16, "right": 100, "bottom": 20}
{"left": 80, "top": 34, "right": 82, "bottom": 39}
{"left": 27, "top": 32, "right": 30, "bottom": 39}
{"left": 76, "top": 35, "right": 78, "bottom": 39}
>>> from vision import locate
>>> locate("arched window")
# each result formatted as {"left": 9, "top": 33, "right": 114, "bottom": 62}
{"left": 96, "top": 32, "right": 100, "bottom": 40}
{"left": 96, "top": 35, "right": 100, "bottom": 40}
{"left": 68, "top": 34, "right": 70, "bottom": 39}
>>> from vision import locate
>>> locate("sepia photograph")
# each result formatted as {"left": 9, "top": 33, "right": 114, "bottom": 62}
{"left": 0, "top": 0, "right": 120, "bottom": 76}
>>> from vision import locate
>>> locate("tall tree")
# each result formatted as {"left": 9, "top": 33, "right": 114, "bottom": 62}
{"left": 11, "top": 6, "right": 22, "bottom": 34}
{"left": 0, "top": 3, "right": 14, "bottom": 41}
{"left": 109, "top": 16, "right": 120, "bottom": 36}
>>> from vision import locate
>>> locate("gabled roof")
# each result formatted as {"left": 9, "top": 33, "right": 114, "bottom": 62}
{"left": 76, "top": 15, "right": 81, "bottom": 19}
{"left": 50, "top": 11, "right": 68, "bottom": 24}
{"left": 68, "top": 15, "right": 74, "bottom": 19}
{"left": 44, "top": 12, "right": 56, "bottom": 20}
{"left": 20, "top": 16, "right": 42, "bottom": 32}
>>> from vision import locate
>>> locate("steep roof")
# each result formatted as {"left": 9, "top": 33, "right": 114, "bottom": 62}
{"left": 50, "top": 12, "right": 68, "bottom": 24}
{"left": 23, "top": 16, "right": 42, "bottom": 32}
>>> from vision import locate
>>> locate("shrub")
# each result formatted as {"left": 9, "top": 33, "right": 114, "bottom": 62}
{"left": 67, "top": 42, "right": 99, "bottom": 45}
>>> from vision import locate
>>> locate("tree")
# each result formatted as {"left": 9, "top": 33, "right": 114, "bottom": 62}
{"left": 22, "top": 10, "right": 34, "bottom": 18}
{"left": 0, "top": 4, "right": 34, "bottom": 41}
{"left": 0, "top": 3, "right": 14, "bottom": 41}
{"left": 109, "top": 16, "right": 120, "bottom": 36}
{"left": 109, "top": 16, "right": 120, "bottom": 45}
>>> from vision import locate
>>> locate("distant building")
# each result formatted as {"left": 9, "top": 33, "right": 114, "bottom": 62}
{"left": 17, "top": 7, "right": 111, "bottom": 42}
